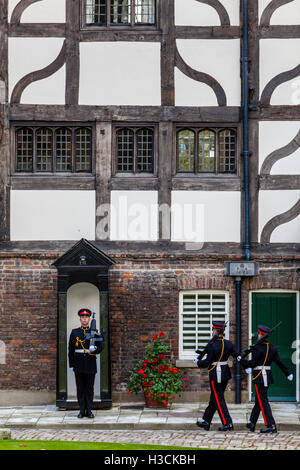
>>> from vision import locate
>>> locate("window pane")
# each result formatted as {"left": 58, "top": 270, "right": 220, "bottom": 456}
{"left": 198, "top": 130, "right": 215, "bottom": 172}
{"left": 86, "top": 0, "right": 106, "bottom": 24}
{"left": 135, "top": 0, "right": 155, "bottom": 24}
{"left": 111, "top": 0, "right": 131, "bottom": 24}
{"left": 75, "top": 128, "right": 92, "bottom": 172}
{"left": 56, "top": 128, "right": 72, "bottom": 172}
{"left": 177, "top": 130, "right": 195, "bottom": 172}
{"left": 36, "top": 128, "right": 53, "bottom": 172}
{"left": 117, "top": 129, "right": 134, "bottom": 171}
{"left": 136, "top": 128, "right": 154, "bottom": 172}
{"left": 16, "top": 128, "right": 33, "bottom": 172}
{"left": 219, "top": 129, "right": 236, "bottom": 173}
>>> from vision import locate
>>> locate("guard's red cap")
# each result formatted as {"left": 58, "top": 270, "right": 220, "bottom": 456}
{"left": 78, "top": 308, "right": 92, "bottom": 317}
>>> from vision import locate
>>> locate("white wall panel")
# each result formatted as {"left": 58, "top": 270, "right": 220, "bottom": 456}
{"left": 8, "top": 0, "right": 66, "bottom": 23}
{"left": 259, "top": 190, "right": 300, "bottom": 243}
{"left": 176, "top": 39, "right": 241, "bottom": 106}
{"left": 8, "top": 38, "right": 65, "bottom": 104}
{"left": 175, "top": 0, "right": 240, "bottom": 26}
{"left": 259, "top": 121, "right": 300, "bottom": 175}
{"left": 110, "top": 191, "right": 158, "bottom": 241}
{"left": 259, "top": 0, "right": 300, "bottom": 25}
{"left": 260, "top": 39, "right": 300, "bottom": 104}
{"left": 10, "top": 190, "right": 96, "bottom": 241}
{"left": 175, "top": 68, "right": 218, "bottom": 106}
{"left": 79, "top": 42, "right": 161, "bottom": 106}
{"left": 171, "top": 191, "right": 241, "bottom": 243}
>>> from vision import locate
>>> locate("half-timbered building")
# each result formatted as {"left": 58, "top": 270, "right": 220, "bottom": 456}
{"left": 0, "top": 0, "right": 299, "bottom": 407}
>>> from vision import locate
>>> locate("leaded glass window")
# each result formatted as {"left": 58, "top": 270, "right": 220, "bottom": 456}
{"left": 136, "top": 128, "right": 154, "bottom": 172}
{"left": 16, "top": 128, "right": 33, "bottom": 172}
{"left": 36, "top": 128, "right": 53, "bottom": 172}
{"left": 86, "top": 0, "right": 106, "bottom": 24}
{"left": 177, "top": 130, "right": 195, "bottom": 172}
{"left": 177, "top": 127, "right": 237, "bottom": 175}
{"left": 117, "top": 128, "right": 134, "bottom": 172}
{"left": 84, "top": 0, "right": 156, "bottom": 26}
{"left": 219, "top": 129, "right": 236, "bottom": 173}
{"left": 14, "top": 126, "right": 93, "bottom": 174}
{"left": 75, "top": 128, "right": 92, "bottom": 172}
{"left": 135, "top": 0, "right": 155, "bottom": 24}
{"left": 116, "top": 126, "right": 155, "bottom": 173}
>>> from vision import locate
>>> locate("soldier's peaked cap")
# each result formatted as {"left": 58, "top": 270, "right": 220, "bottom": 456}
{"left": 78, "top": 308, "right": 92, "bottom": 317}
{"left": 212, "top": 321, "right": 226, "bottom": 330}
{"left": 257, "top": 324, "right": 272, "bottom": 335}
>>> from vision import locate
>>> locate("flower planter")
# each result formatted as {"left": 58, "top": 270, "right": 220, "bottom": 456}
{"left": 143, "top": 383, "right": 165, "bottom": 408}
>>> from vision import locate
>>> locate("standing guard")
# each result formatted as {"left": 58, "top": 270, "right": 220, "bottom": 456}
{"left": 242, "top": 324, "right": 293, "bottom": 434}
{"left": 194, "top": 321, "right": 241, "bottom": 432}
{"left": 68, "top": 308, "right": 104, "bottom": 418}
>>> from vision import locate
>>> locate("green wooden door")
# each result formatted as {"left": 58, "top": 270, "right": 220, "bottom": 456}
{"left": 251, "top": 293, "right": 296, "bottom": 401}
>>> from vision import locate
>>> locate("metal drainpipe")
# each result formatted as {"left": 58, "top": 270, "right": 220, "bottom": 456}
{"left": 234, "top": 0, "right": 251, "bottom": 404}
{"left": 242, "top": 0, "right": 251, "bottom": 262}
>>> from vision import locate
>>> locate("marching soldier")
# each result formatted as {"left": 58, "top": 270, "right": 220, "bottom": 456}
{"left": 68, "top": 308, "right": 104, "bottom": 418}
{"left": 194, "top": 321, "right": 241, "bottom": 431}
{"left": 242, "top": 324, "right": 293, "bottom": 434}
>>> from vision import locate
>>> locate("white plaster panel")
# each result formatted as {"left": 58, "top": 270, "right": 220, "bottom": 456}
{"left": 259, "top": 121, "right": 300, "bottom": 175}
{"left": 10, "top": 190, "right": 96, "bottom": 241}
{"left": 110, "top": 191, "right": 158, "bottom": 241}
{"left": 176, "top": 39, "right": 241, "bottom": 106}
{"left": 79, "top": 42, "right": 161, "bottom": 106}
{"left": 20, "top": 65, "right": 65, "bottom": 104}
{"left": 175, "top": 0, "right": 240, "bottom": 26}
{"left": 8, "top": 38, "right": 65, "bottom": 103}
{"left": 259, "top": 190, "right": 300, "bottom": 243}
{"left": 8, "top": 0, "right": 66, "bottom": 23}
{"left": 175, "top": 68, "right": 218, "bottom": 106}
{"left": 259, "top": 0, "right": 300, "bottom": 25}
{"left": 171, "top": 191, "right": 241, "bottom": 242}
{"left": 260, "top": 39, "right": 300, "bottom": 101}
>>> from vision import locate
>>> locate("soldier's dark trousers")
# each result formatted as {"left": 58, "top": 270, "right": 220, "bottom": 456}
{"left": 75, "top": 372, "right": 95, "bottom": 414}
{"left": 203, "top": 380, "right": 232, "bottom": 426}
{"left": 250, "top": 383, "right": 275, "bottom": 427}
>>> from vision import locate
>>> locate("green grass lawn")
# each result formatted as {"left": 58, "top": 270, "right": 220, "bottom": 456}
{"left": 0, "top": 440, "right": 203, "bottom": 451}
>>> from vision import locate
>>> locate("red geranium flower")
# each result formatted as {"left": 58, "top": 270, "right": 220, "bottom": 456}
{"left": 138, "top": 369, "right": 144, "bottom": 375}
{"left": 163, "top": 401, "right": 168, "bottom": 406}
{"left": 159, "top": 354, "right": 164, "bottom": 360}
{"left": 164, "top": 393, "right": 168, "bottom": 398}
{"left": 152, "top": 358, "right": 158, "bottom": 363}
{"left": 153, "top": 335, "right": 158, "bottom": 340}
{"left": 126, "top": 391, "right": 131, "bottom": 394}
{"left": 143, "top": 373, "right": 148, "bottom": 379}
{"left": 159, "top": 332, "right": 165, "bottom": 337}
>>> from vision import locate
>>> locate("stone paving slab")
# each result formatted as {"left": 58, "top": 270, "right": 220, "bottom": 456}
{"left": 0, "top": 404, "right": 299, "bottom": 432}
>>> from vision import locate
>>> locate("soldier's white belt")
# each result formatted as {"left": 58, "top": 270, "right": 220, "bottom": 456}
{"left": 212, "top": 361, "right": 228, "bottom": 383}
{"left": 75, "top": 349, "right": 86, "bottom": 353}
{"left": 254, "top": 366, "right": 271, "bottom": 387}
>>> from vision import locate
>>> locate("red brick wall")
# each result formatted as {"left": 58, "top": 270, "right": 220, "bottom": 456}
{"left": 0, "top": 254, "right": 57, "bottom": 390}
{"left": 0, "top": 252, "right": 299, "bottom": 397}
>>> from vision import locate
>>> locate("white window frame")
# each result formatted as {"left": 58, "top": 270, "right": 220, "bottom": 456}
{"left": 179, "top": 290, "right": 230, "bottom": 360}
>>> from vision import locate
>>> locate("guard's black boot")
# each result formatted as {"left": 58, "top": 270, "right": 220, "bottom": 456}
{"left": 77, "top": 412, "right": 84, "bottom": 419}
{"left": 218, "top": 423, "right": 234, "bottom": 432}
{"left": 86, "top": 411, "right": 95, "bottom": 419}
{"left": 260, "top": 425, "right": 277, "bottom": 434}
{"left": 246, "top": 422, "right": 255, "bottom": 432}
{"left": 196, "top": 420, "right": 210, "bottom": 430}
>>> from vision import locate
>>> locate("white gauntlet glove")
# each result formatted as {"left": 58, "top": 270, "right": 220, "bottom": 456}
{"left": 193, "top": 357, "right": 199, "bottom": 365}
{"left": 237, "top": 355, "right": 241, "bottom": 362}
{"left": 245, "top": 368, "right": 252, "bottom": 375}
{"left": 287, "top": 374, "right": 293, "bottom": 381}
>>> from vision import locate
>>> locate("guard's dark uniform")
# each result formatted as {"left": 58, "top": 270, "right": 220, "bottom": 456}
{"left": 242, "top": 325, "right": 292, "bottom": 431}
{"left": 195, "top": 323, "right": 240, "bottom": 430}
{"left": 68, "top": 313, "right": 103, "bottom": 417}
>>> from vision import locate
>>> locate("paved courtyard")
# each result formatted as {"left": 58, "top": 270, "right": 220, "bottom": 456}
{"left": 0, "top": 403, "right": 300, "bottom": 450}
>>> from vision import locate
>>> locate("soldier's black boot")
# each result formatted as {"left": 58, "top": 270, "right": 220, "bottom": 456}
{"left": 246, "top": 422, "right": 255, "bottom": 432}
{"left": 218, "top": 423, "right": 234, "bottom": 432}
{"left": 77, "top": 412, "right": 84, "bottom": 419}
{"left": 196, "top": 420, "right": 210, "bottom": 431}
{"left": 260, "top": 425, "right": 277, "bottom": 434}
{"left": 86, "top": 411, "right": 95, "bottom": 419}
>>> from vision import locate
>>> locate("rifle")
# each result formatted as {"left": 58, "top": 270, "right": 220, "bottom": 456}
{"left": 242, "top": 321, "right": 282, "bottom": 358}
{"left": 85, "top": 307, "right": 105, "bottom": 353}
